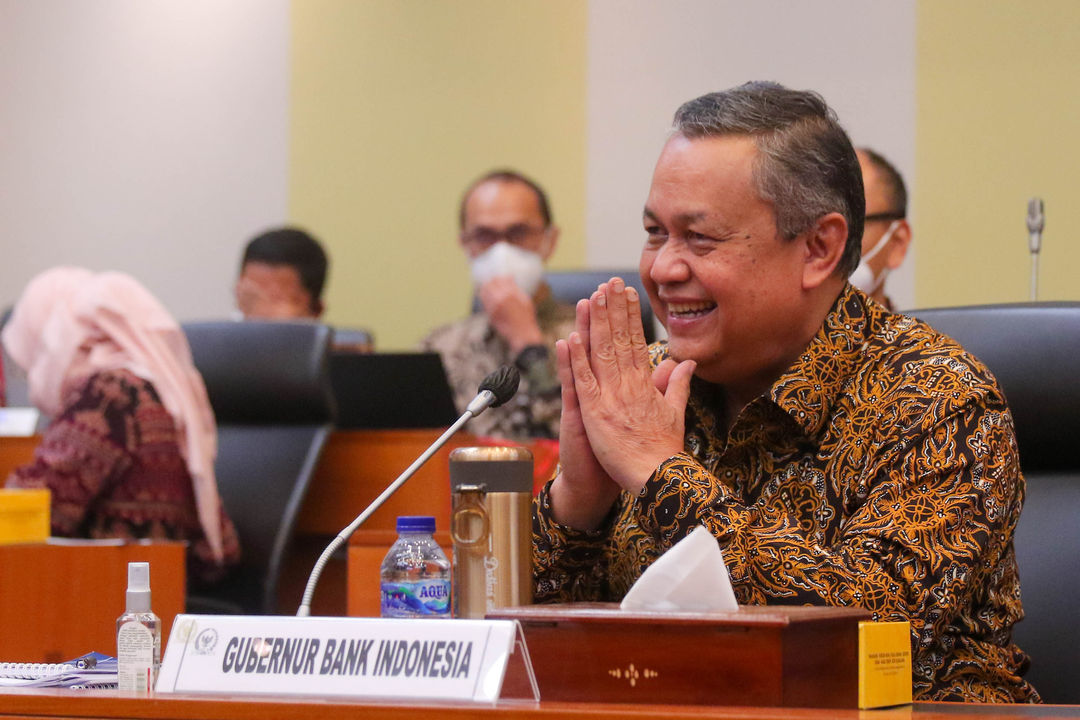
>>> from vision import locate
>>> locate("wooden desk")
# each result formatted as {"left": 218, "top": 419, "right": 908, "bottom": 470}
{"left": 0, "top": 541, "right": 185, "bottom": 663}
{"left": 0, "top": 690, "right": 1075, "bottom": 720}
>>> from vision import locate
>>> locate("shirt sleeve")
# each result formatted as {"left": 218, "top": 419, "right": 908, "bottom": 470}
{"left": 636, "top": 393, "right": 1024, "bottom": 655}
{"left": 532, "top": 480, "right": 624, "bottom": 602}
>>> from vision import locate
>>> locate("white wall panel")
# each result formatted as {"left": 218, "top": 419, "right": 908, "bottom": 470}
{"left": 586, "top": 0, "right": 917, "bottom": 310}
{"left": 0, "top": 0, "right": 289, "bottom": 320}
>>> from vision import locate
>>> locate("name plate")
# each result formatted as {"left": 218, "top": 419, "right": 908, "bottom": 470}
{"left": 156, "top": 614, "right": 532, "bottom": 703}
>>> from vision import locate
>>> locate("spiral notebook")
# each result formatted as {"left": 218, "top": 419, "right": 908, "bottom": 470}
{"left": 0, "top": 651, "right": 118, "bottom": 688}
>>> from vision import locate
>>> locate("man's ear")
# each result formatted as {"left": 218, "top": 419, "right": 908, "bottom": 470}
{"left": 540, "top": 226, "right": 559, "bottom": 262}
{"left": 885, "top": 220, "right": 912, "bottom": 270}
{"left": 802, "top": 212, "right": 848, "bottom": 290}
{"left": 311, "top": 297, "right": 325, "bottom": 319}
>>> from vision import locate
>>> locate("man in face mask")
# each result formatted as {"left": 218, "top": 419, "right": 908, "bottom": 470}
{"left": 851, "top": 148, "right": 911, "bottom": 310}
{"left": 420, "top": 170, "right": 575, "bottom": 441}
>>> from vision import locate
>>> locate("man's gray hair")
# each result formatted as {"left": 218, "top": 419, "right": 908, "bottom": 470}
{"left": 673, "top": 81, "right": 865, "bottom": 277}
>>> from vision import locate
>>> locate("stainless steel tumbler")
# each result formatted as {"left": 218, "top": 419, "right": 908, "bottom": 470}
{"left": 449, "top": 446, "right": 533, "bottom": 619}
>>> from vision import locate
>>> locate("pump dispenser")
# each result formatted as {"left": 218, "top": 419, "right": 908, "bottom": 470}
{"left": 116, "top": 562, "right": 161, "bottom": 693}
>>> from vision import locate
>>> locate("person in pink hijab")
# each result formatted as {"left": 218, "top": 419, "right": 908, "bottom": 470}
{"left": 3, "top": 267, "right": 240, "bottom": 583}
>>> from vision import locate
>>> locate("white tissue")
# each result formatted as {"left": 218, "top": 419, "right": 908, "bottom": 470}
{"left": 620, "top": 525, "right": 738, "bottom": 612}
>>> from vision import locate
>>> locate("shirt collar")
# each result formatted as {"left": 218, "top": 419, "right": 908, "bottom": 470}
{"left": 768, "top": 283, "right": 883, "bottom": 438}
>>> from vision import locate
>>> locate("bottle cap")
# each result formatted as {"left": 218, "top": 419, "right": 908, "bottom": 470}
{"left": 126, "top": 561, "right": 152, "bottom": 614}
{"left": 396, "top": 515, "right": 436, "bottom": 534}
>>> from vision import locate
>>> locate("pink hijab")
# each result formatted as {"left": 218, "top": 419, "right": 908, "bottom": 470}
{"left": 1, "top": 267, "right": 225, "bottom": 562}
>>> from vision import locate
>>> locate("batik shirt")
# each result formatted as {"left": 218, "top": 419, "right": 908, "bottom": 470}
{"left": 6, "top": 369, "right": 241, "bottom": 586}
{"left": 533, "top": 284, "right": 1038, "bottom": 702}
{"left": 420, "top": 290, "right": 575, "bottom": 442}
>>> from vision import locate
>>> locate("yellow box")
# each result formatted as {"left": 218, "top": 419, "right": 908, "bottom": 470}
{"left": 858, "top": 620, "right": 913, "bottom": 708}
{"left": 0, "top": 488, "right": 51, "bottom": 545}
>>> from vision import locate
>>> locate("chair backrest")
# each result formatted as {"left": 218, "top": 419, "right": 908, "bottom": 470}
{"left": 183, "top": 321, "right": 335, "bottom": 615}
{"left": 545, "top": 270, "right": 657, "bottom": 344}
{"left": 909, "top": 302, "right": 1080, "bottom": 703}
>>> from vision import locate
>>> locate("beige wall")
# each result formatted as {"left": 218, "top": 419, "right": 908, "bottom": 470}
{"left": 290, "top": 0, "right": 587, "bottom": 350}
{"left": 917, "top": 0, "right": 1080, "bottom": 306}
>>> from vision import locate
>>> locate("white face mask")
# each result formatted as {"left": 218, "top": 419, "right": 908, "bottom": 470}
{"left": 469, "top": 241, "right": 545, "bottom": 296}
{"left": 850, "top": 220, "right": 900, "bottom": 295}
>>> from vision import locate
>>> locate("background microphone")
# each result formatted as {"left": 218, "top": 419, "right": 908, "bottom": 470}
{"left": 1027, "top": 197, "right": 1044, "bottom": 301}
{"left": 297, "top": 365, "right": 520, "bottom": 616}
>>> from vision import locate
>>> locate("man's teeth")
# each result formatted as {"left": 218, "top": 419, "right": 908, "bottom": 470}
{"left": 669, "top": 302, "right": 715, "bottom": 316}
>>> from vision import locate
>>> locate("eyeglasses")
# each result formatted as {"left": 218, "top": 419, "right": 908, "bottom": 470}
{"left": 865, "top": 211, "right": 905, "bottom": 223}
{"left": 461, "top": 224, "right": 547, "bottom": 248}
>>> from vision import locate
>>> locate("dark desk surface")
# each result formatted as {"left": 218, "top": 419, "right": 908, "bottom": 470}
{"left": 0, "top": 689, "right": 1077, "bottom": 720}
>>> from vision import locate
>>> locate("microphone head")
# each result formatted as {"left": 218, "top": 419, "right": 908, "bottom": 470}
{"left": 1027, "top": 197, "right": 1045, "bottom": 234}
{"left": 478, "top": 365, "right": 520, "bottom": 408}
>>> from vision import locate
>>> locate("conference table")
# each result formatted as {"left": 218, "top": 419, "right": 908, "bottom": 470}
{"left": 0, "top": 689, "right": 1078, "bottom": 720}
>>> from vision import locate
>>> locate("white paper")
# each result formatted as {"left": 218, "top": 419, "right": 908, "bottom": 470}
{"left": 620, "top": 525, "right": 738, "bottom": 612}
{"left": 0, "top": 408, "right": 39, "bottom": 436}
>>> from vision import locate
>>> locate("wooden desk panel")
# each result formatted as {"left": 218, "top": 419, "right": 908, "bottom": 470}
{"left": 0, "top": 690, "right": 1075, "bottom": 720}
{"left": 0, "top": 541, "right": 185, "bottom": 662}
{"left": 0, "top": 435, "right": 36, "bottom": 479}
{"left": 295, "top": 429, "right": 473, "bottom": 535}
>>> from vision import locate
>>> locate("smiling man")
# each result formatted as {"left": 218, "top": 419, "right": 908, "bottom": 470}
{"left": 532, "top": 82, "right": 1037, "bottom": 703}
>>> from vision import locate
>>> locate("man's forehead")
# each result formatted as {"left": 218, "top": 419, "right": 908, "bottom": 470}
{"left": 463, "top": 179, "right": 543, "bottom": 226}
{"left": 240, "top": 262, "right": 305, "bottom": 288}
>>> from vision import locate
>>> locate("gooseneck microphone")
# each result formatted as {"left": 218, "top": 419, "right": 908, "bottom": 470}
{"left": 1027, "top": 197, "right": 1045, "bottom": 301}
{"left": 297, "top": 365, "right": 520, "bottom": 616}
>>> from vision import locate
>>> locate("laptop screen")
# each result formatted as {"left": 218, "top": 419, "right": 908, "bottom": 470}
{"left": 329, "top": 352, "right": 459, "bottom": 429}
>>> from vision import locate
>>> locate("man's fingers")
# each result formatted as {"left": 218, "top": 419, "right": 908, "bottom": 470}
{"left": 651, "top": 357, "right": 678, "bottom": 393}
{"left": 588, "top": 284, "right": 619, "bottom": 378}
{"left": 567, "top": 331, "right": 601, "bottom": 402}
{"left": 574, "top": 298, "right": 591, "bottom": 357}
{"left": 625, "top": 286, "right": 651, "bottom": 369}
{"left": 606, "top": 277, "right": 636, "bottom": 369}
{"left": 664, "top": 360, "right": 697, "bottom": 418}
{"left": 555, "top": 338, "right": 579, "bottom": 411}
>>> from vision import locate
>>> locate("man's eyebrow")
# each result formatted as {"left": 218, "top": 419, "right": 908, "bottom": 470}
{"left": 642, "top": 207, "right": 708, "bottom": 225}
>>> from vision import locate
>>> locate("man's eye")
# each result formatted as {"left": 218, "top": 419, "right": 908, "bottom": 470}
{"left": 644, "top": 226, "right": 667, "bottom": 245}
{"left": 505, "top": 225, "right": 533, "bottom": 244}
{"left": 686, "top": 231, "right": 721, "bottom": 249}
{"left": 469, "top": 230, "right": 497, "bottom": 245}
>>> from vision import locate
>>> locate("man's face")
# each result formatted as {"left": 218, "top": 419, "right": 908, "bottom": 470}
{"left": 857, "top": 151, "right": 907, "bottom": 277}
{"left": 235, "top": 262, "right": 318, "bottom": 320}
{"left": 459, "top": 180, "right": 554, "bottom": 261}
{"left": 640, "top": 134, "right": 812, "bottom": 388}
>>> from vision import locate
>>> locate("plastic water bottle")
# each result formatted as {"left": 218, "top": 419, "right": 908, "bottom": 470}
{"left": 380, "top": 516, "right": 451, "bottom": 618}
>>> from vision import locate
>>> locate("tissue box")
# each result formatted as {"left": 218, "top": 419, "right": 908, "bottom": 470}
{"left": 0, "top": 488, "right": 50, "bottom": 545}
{"left": 489, "top": 602, "right": 871, "bottom": 708}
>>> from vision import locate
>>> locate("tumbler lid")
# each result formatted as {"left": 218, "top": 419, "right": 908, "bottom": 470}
{"left": 450, "top": 446, "right": 533, "bottom": 493}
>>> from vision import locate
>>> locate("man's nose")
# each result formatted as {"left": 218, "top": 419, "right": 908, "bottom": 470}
{"left": 648, "top": 240, "right": 691, "bottom": 285}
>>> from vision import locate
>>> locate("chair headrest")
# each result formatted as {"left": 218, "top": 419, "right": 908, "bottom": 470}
{"left": 182, "top": 321, "right": 335, "bottom": 425}
{"left": 910, "top": 303, "right": 1080, "bottom": 472}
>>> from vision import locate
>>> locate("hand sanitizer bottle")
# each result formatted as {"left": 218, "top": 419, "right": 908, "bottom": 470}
{"left": 116, "top": 562, "right": 161, "bottom": 693}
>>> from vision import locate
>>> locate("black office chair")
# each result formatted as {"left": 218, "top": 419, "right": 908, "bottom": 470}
{"left": 545, "top": 269, "right": 658, "bottom": 343}
{"left": 182, "top": 321, "right": 336, "bottom": 615}
{"left": 910, "top": 302, "right": 1080, "bottom": 703}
